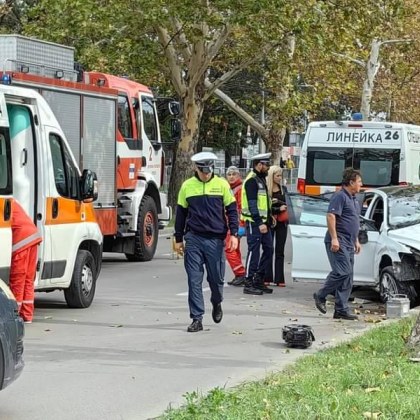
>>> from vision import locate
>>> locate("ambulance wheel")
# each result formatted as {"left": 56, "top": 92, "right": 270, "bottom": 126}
{"left": 126, "top": 195, "right": 158, "bottom": 262}
{"left": 64, "top": 250, "right": 97, "bottom": 308}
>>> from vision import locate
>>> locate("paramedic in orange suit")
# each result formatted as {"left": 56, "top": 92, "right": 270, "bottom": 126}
{"left": 10, "top": 199, "right": 42, "bottom": 323}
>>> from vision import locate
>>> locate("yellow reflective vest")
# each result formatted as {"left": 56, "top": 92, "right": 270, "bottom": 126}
{"left": 241, "top": 171, "right": 270, "bottom": 223}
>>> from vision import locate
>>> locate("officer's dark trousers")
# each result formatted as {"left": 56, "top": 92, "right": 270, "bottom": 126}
{"left": 317, "top": 243, "right": 354, "bottom": 313}
{"left": 245, "top": 221, "right": 273, "bottom": 281}
{"left": 184, "top": 232, "right": 225, "bottom": 321}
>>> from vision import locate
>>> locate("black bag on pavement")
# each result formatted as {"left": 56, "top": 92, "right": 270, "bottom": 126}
{"left": 282, "top": 324, "right": 315, "bottom": 348}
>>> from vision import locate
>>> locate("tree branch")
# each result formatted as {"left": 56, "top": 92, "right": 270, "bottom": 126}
{"left": 204, "top": 42, "right": 277, "bottom": 100}
{"left": 205, "top": 79, "right": 269, "bottom": 138}
{"left": 170, "top": 17, "right": 192, "bottom": 62}
{"left": 155, "top": 26, "right": 186, "bottom": 96}
{"left": 379, "top": 39, "right": 414, "bottom": 46}
{"left": 332, "top": 52, "right": 365, "bottom": 68}
{"left": 190, "top": 23, "right": 231, "bottom": 88}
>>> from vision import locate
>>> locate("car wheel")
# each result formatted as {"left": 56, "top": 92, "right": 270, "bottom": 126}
{"left": 64, "top": 250, "right": 97, "bottom": 308}
{"left": 379, "top": 266, "right": 417, "bottom": 304}
{"left": 379, "top": 266, "right": 402, "bottom": 303}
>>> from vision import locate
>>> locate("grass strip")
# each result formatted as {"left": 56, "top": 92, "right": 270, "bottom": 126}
{"left": 162, "top": 317, "right": 420, "bottom": 419}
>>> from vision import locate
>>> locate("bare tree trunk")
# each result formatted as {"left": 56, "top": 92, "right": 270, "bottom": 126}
{"left": 266, "top": 34, "right": 295, "bottom": 163}
{"left": 168, "top": 88, "right": 205, "bottom": 209}
{"left": 360, "top": 39, "right": 381, "bottom": 120}
{"left": 407, "top": 313, "right": 420, "bottom": 357}
{"left": 266, "top": 128, "right": 285, "bottom": 164}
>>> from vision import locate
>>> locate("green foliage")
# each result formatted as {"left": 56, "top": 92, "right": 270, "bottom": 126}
{"left": 161, "top": 317, "right": 420, "bottom": 419}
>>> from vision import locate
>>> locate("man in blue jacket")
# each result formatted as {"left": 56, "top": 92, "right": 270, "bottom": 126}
{"left": 174, "top": 152, "right": 239, "bottom": 332}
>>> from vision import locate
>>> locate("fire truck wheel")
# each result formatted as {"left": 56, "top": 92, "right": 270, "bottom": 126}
{"left": 126, "top": 195, "right": 158, "bottom": 262}
{"left": 64, "top": 250, "right": 97, "bottom": 308}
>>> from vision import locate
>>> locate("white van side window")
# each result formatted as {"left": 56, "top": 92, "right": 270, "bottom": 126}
{"left": 0, "top": 131, "right": 12, "bottom": 194}
{"left": 49, "top": 134, "right": 80, "bottom": 199}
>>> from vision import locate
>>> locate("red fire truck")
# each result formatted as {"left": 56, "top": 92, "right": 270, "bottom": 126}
{"left": 0, "top": 34, "right": 178, "bottom": 261}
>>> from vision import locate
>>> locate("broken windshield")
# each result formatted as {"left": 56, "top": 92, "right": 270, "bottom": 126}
{"left": 388, "top": 188, "right": 420, "bottom": 229}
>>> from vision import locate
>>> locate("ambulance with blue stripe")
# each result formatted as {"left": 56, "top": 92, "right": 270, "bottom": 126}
{"left": 297, "top": 119, "right": 420, "bottom": 195}
{"left": 0, "top": 83, "right": 102, "bottom": 308}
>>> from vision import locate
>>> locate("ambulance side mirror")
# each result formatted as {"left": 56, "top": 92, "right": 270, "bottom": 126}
{"left": 80, "top": 169, "right": 98, "bottom": 202}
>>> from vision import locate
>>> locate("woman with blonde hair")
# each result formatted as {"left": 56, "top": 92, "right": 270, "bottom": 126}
{"left": 266, "top": 165, "right": 288, "bottom": 286}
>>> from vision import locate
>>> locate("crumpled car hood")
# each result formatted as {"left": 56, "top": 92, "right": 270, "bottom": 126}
{"left": 387, "top": 224, "right": 420, "bottom": 251}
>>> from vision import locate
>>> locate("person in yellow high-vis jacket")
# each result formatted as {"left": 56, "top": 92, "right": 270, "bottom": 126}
{"left": 174, "top": 152, "right": 239, "bottom": 333}
{"left": 241, "top": 153, "right": 274, "bottom": 295}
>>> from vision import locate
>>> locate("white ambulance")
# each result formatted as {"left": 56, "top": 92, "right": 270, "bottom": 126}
{"left": 297, "top": 120, "right": 420, "bottom": 195}
{"left": 0, "top": 83, "right": 102, "bottom": 308}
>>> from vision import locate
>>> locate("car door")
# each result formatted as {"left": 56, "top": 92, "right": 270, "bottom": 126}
{"left": 286, "top": 193, "right": 331, "bottom": 282}
{"left": 353, "top": 193, "right": 381, "bottom": 284}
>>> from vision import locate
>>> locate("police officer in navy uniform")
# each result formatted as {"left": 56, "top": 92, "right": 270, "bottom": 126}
{"left": 241, "top": 153, "right": 274, "bottom": 295}
{"left": 174, "top": 152, "right": 239, "bottom": 332}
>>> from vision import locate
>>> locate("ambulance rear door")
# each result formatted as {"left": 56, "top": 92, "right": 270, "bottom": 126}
{"left": 0, "top": 93, "right": 12, "bottom": 283}
{"left": 6, "top": 98, "right": 49, "bottom": 287}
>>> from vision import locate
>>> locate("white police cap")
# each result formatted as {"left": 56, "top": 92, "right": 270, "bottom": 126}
{"left": 251, "top": 152, "right": 271, "bottom": 164}
{"left": 191, "top": 152, "right": 218, "bottom": 163}
{"left": 191, "top": 152, "right": 218, "bottom": 174}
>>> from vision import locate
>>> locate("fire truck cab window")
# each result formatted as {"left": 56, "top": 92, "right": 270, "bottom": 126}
{"left": 117, "top": 95, "right": 133, "bottom": 139}
{"left": 49, "top": 133, "right": 80, "bottom": 199}
{"left": 141, "top": 96, "right": 158, "bottom": 141}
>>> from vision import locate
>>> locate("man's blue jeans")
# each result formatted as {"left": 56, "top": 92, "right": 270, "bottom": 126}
{"left": 317, "top": 242, "right": 354, "bottom": 313}
{"left": 184, "top": 232, "right": 225, "bottom": 321}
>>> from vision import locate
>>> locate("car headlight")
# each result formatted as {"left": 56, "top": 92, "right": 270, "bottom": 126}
{"left": 0, "top": 278, "right": 16, "bottom": 301}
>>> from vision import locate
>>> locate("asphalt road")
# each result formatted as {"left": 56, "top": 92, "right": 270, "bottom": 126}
{"left": 0, "top": 233, "right": 388, "bottom": 420}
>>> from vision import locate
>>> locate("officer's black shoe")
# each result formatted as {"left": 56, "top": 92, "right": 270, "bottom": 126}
{"left": 228, "top": 276, "right": 246, "bottom": 286}
{"left": 187, "top": 319, "right": 203, "bottom": 332}
{"left": 212, "top": 303, "right": 223, "bottom": 323}
{"left": 333, "top": 311, "right": 358, "bottom": 321}
{"left": 257, "top": 284, "right": 273, "bottom": 294}
{"left": 243, "top": 284, "right": 264, "bottom": 295}
{"left": 313, "top": 292, "right": 327, "bottom": 314}
{"left": 243, "top": 277, "right": 263, "bottom": 295}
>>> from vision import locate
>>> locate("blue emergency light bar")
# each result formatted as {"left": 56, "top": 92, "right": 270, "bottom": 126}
{"left": 1, "top": 74, "right": 12, "bottom": 85}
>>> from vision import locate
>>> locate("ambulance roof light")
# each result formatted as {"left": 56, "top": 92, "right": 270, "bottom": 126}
{"left": 352, "top": 112, "right": 363, "bottom": 121}
{"left": 1, "top": 74, "right": 11, "bottom": 85}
